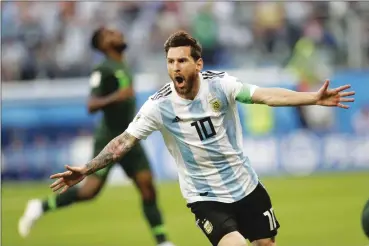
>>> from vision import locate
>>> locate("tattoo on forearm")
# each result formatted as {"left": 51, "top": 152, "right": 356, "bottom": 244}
{"left": 84, "top": 131, "right": 138, "bottom": 175}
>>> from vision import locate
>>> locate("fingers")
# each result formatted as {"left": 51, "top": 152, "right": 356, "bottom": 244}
{"left": 334, "top": 84, "right": 351, "bottom": 93}
{"left": 52, "top": 183, "right": 66, "bottom": 192}
{"left": 60, "top": 185, "right": 69, "bottom": 194}
{"left": 65, "top": 165, "right": 80, "bottom": 172}
{"left": 49, "top": 178, "right": 71, "bottom": 193}
{"left": 50, "top": 178, "right": 64, "bottom": 189}
{"left": 320, "top": 79, "right": 330, "bottom": 92}
{"left": 339, "top": 91, "right": 355, "bottom": 97}
{"left": 49, "top": 178, "right": 66, "bottom": 192}
{"left": 340, "top": 98, "right": 355, "bottom": 103}
{"left": 50, "top": 171, "right": 72, "bottom": 179}
{"left": 337, "top": 103, "right": 349, "bottom": 109}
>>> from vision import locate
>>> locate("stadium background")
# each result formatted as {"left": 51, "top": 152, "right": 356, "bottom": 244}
{"left": 2, "top": 1, "right": 369, "bottom": 246}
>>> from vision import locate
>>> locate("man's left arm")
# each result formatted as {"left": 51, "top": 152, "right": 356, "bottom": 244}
{"left": 229, "top": 77, "right": 355, "bottom": 109}
{"left": 250, "top": 80, "right": 355, "bottom": 108}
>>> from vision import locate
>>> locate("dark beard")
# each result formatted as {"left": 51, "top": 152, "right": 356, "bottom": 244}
{"left": 173, "top": 72, "right": 197, "bottom": 95}
{"left": 113, "top": 43, "right": 127, "bottom": 53}
{"left": 185, "top": 72, "right": 197, "bottom": 94}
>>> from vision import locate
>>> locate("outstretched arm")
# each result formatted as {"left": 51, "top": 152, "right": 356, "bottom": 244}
{"left": 84, "top": 131, "right": 138, "bottom": 174}
{"left": 247, "top": 80, "right": 355, "bottom": 108}
{"left": 50, "top": 97, "right": 161, "bottom": 193}
{"left": 49, "top": 131, "right": 139, "bottom": 193}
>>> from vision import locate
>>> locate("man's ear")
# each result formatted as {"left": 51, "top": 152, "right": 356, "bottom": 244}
{"left": 196, "top": 58, "right": 203, "bottom": 72}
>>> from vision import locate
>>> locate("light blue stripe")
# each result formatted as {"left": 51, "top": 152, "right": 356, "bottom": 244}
{"left": 159, "top": 100, "right": 216, "bottom": 198}
{"left": 188, "top": 97, "right": 241, "bottom": 200}
{"left": 209, "top": 81, "right": 258, "bottom": 191}
{"left": 224, "top": 110, "right": 258, "bottom": 186}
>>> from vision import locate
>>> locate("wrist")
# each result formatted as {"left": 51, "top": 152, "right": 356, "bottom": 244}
{"left": 81, "top": 166, "right": 91, "bottom": 176}
{"left": 310, "top": 92, "right": 319, "bottom": 105}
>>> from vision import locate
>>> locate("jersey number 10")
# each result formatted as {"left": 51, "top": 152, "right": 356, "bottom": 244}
{"left": 190, "top": 117, "right": 216, "bottom": 141}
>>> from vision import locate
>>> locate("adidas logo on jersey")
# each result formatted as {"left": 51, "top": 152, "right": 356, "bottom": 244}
{"left": 172, "top": 116, "right": 182, "bottom": 123}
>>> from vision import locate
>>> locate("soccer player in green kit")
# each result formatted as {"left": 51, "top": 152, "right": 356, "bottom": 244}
{"left": 18, "top": 27, "right": 175, "bottom": 246}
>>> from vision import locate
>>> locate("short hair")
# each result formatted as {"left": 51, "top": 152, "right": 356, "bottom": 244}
{"left": 164, "top": 31, "right": 202, "bottom": 61}
{"left": 91, "top": 28, "right": 104, "bottom": 51}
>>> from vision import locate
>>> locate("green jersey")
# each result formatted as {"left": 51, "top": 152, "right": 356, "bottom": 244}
{"left": 89, "top": 59, "right": 136, "bottom": 135}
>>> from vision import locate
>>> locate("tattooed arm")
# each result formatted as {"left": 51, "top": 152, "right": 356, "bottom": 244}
{"left": 49, "top": 131, "right": 139, "bottom": 193}
{"left": 84, "top": 131, "right": 139, "bottom": 175}
{"left": 50, "top": 98, "right": 160, "bottom": 193}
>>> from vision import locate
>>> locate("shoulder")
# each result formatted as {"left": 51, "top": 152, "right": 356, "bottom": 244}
{"left": 92, "top": 60, "right": 109, "bottom": 72}
{"left": 201, "top": 70, "right": 237, "bottom": 85}
{"left": 201, "top": 70, "right": 227, "bottom": 80}
{"left": 149, "top": 82, "right": 173, "bottom": 102}
{"left": 201, "top": 70, "right": 238, "bottom": 89}
{"left": 93, "top": 61, "right": 118, "bottom": 77}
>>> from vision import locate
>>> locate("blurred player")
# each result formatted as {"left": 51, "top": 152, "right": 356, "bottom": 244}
{"left": 18, "top": 27, "right": 175, "bottom": 246}
{"left": 48, "top": 31, "right": 355, "bottom": 246}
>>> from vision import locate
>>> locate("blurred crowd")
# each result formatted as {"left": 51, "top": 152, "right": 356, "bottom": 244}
{"left": 2, "top": 1, "right": 369, "bottom": 82}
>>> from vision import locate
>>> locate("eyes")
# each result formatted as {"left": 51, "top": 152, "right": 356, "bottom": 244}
{"left": 167, "top": 58, "right": 188, "bottom": 64}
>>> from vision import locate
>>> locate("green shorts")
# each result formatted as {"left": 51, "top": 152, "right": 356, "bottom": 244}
{"left": 92, "top": 134, "right": 151, "bottom": 180}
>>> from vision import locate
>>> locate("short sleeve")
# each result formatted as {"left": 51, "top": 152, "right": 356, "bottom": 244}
{"left": 126, "top": 99, "right": 162, "bottom": 140}
{"left": 115, "top": 69, "right": 132, "bottom": 89}
{"left": 89, "top": 69, "right": 104, "bottom": 96}
{"left": 220, "top": 73, "right": 258, "bottom": 104}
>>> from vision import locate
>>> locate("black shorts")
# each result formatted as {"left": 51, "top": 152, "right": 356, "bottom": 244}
{"left": 187, "top": 182, "right": 280, "bottom": 245}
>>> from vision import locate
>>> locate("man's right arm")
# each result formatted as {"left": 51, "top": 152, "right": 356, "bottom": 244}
{"left": 49, "top": 131, "right": 140, "bottom": 192}
{"left": 84, "top": 98, "right": 161, "bottom": 175}
{"left": 84, "top": 131, "right": 138, "bottom": 174}
{"left": 49, "top": 98, "right": 162, "bottom": 192}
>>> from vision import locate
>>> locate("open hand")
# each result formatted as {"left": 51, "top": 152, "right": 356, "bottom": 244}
{"left": 316, "top": 79, "right": 355, "bottom": 109}
{"left": 49, "top": 165, "right": 87, "bottom": 193}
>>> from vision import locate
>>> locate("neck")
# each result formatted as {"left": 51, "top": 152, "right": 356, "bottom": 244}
{"left": 181, "top": 74, "right": 200, "bottom": 100}
{"left": 106, "top": 51, "right": 123, "bottom": 62}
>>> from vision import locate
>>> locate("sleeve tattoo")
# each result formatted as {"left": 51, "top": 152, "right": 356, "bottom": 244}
{"left": 84, "top": 131, "right": 139, "bottom": 175}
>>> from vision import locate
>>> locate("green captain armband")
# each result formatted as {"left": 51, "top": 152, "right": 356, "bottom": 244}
{"left": 115, "top": 70, "right": 130, "bottom": 89}
{"left": 235, "top": 84, "right": 255, "bottom": 104}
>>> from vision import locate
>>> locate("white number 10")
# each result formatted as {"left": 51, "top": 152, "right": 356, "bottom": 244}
{"left": 263, "top": 208, "right": 277, "bottom": 231}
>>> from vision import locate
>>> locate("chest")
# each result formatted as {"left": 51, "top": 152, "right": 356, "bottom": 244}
{"left": 160, "top": 91, "right": 229, "bottom": 142}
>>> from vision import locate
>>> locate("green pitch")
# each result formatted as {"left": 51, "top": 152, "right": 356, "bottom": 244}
{"left": 2, "top": 172, "right": 369, "bottom": 246}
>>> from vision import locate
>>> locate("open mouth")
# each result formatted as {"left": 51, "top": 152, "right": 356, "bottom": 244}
{"left": 175, "top": 76, "right": 184, "bottom": 84}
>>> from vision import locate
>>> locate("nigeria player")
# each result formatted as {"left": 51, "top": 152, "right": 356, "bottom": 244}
{"left": 48, "top": 31, "right": 355, "bottom": 246}
{"left": 18, "top": 27, "right": 174, "bottom": 246}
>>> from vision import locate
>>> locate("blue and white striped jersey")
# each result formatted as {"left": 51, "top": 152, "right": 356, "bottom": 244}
{"left": 127, "top": 71, "right": 259, "bottom": 203}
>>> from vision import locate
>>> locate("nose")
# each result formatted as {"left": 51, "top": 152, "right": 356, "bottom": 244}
{"left": 174, "top": 61, "right": 181, "bottom": 72}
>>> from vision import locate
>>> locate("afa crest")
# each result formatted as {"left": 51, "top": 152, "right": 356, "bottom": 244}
{"left": 209, "top": 97, "right": 222, "bottom": 112}
{"left": 203, "top": 220, "right": 213, "bottom": 234}
{"left": 134, "top": 114, "right": 141, "bottom": 122}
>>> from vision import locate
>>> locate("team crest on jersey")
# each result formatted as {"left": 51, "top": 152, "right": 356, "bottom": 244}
{"left": 134, "top": 114, "right": 141, "bottom": 122}
{"left": 203, "top": 220, "right": 213, "bottom": 234}
{"left": 208, "top": 95, "right": 222, "bottom": 112}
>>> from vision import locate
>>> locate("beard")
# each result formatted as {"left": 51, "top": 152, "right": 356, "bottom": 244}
{"left": 112, "top": 43, "right": 127, "bottom": 53}
{"left": 172, "top": 72, "right": 197, "bottom": 96}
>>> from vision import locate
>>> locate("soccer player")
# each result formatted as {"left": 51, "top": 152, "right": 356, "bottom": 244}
{"left": 18, "top": 27, "right": 174, "bottom": 246}
{"left": 48, "top": 31, "right": 355, "bottom": 246}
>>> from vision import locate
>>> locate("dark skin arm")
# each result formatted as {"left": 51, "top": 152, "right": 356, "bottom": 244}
{"left": 87, "top": 87, "right": 134, "bottom": 113}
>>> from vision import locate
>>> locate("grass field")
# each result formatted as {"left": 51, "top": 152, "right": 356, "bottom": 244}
{"left": 2, "top": 172, "right": 369, "bottom": 246}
